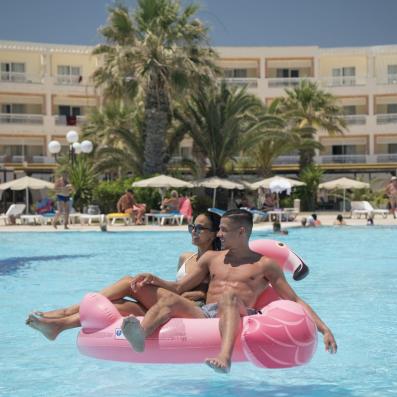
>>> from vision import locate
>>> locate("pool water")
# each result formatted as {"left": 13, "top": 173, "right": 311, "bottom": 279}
{"left": 0, "top": 227, "right": 396, "bottom": 397}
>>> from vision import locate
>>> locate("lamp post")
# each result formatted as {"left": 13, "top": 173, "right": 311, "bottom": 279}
{"left": 48, "top": 130, "right": 93, "bottom": 163}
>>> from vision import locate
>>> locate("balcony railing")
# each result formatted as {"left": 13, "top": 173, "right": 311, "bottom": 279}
{"left": 0, "top": 72, "right": 41, "bottom": 84}
{"left": 55, "top": 75, "right": 92, "bottom": 86}
{"left": 272, "top": 155, "right": 300, "bottom": 164}
{"left": 376, "top": 154, "right": 397, "bottom": 163}
{"left": 0, "top": 154, "right": 55, "bottom": 164}
{"left": 321, "top": 76, "right": 367, "bottom": 87}
{"left": 54, "top": 115, "right": 86, "bottom": 126}
{"left": 267, "top": 77, "right": 307, "bottom": 88}
{"left": 377, "top": 74, "right": 397, "bottom": 85}
{"left": 0, "top": 113, "right": 44, "bottom": 124}
{"left": 376, "top": 113, "right": 397, "bottom": 124}
{"left": 343, "top": 115, "right": 367, "bottom": 125}
{"left": 320, "top": 154, "right": 367, "bottom": 163}
{"left": 223, "top": 78, "right": 258, "bottom": 89}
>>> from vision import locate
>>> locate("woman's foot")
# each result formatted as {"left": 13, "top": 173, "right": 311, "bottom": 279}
{"left": 25, "top": 314, "right": 62, "bottom": 340}
{"left": 205, "top": 355, "right": 231, "bottom": 374}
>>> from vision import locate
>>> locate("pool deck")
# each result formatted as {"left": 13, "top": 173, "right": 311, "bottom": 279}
{"left": 0, "top": 211, "right": 395, "bottom": 232}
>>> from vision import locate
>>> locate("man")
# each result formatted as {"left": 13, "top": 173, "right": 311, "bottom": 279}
{"left": 117, "top": 189, "right": 146, "bottom": 225}
{"left": 122, "top": 209, "right": 337, "bottom": 373}
{"left": 385, "top": 176, "right": 397, "bottom": 219}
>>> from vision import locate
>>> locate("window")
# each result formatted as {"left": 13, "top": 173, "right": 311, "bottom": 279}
{"left": 57, "top": 65, "right": 82, "bottom": 84}
{"left": 1, "top": 62, "right": 26, "bottom": 82}
{"left": 332, "top": 145, "right": 356, "bottom": 155}
{"left": 387, "top": 65, "right": 397, "bottom": 84}
{"left": 332, "top": 67, "right": 356, "bottom": 85}
{"left": 276, "top": 68, "right": 299, "bottom": 78}
{"left": 387, "top": 104, "right": 397, "bottom": 114}
{"left": 1, "top": 104, "right": 26, "bottom": 114}
{"left": 343, "top": 105, "right": 356, "bottom": 116}
{"left": 388, "top": 144, "right": 397, "bottom": 154}
{"left": 224, "top": 68, "right": 247, "bottom": 78}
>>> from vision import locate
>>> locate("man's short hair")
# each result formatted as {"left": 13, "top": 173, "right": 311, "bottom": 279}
{"left": 222, "top": 209, "right": 253, "bottom": 235}
{"left": 127, "top": 189, "right": 133, "bottom": 193}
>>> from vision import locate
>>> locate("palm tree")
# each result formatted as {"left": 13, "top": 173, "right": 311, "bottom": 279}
{"left": 175, "top": 81, "right": 265, "bottom": 177}
{"left": 82, "top": 102, "right": 145, "bottom": 177}
{"left": 243, "top": 100, "right": 321, "bottom": 177}
{"left": 92, "top": 1, "right": 218, "bottom": 175}
{"left": 280, "top": 80, "right": 346, "bottom": 174}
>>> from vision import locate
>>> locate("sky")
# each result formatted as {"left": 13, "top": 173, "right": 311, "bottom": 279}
{"left": 0, "top": 0, "right": 396, "bottom": 48}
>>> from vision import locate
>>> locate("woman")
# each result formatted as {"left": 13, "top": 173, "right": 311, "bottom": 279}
{"left": 26, "top": 212, "right": 221, "bottom": 340}
{"left": 52, "top": 174, "right": 73, "bottom": 230}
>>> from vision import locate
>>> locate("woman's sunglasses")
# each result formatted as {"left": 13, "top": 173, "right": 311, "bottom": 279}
{"left": 188, "top": 224, "right": 212, "bottom": 234}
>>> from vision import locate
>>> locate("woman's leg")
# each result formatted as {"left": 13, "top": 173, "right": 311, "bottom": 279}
{"left": 37, "top": 276, "right": 159, "bottom": 319}
{"left": 27, "top": 298, "right": 146, "bottom": 340}
{"left": 64, "top": 201, "right": 70, "bottom": 229}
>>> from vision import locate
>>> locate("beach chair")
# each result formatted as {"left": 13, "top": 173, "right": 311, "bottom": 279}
{"left": 351, "top": 201, "right": 388, "bottom": 219}
{"left": 106, "top": 212, "right": 132, "bottom": 225}
{"left": 0, "top": 204, "right": 26, "bottom": 225}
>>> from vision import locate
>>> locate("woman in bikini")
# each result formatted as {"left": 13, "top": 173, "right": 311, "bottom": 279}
{"left": 26, "top": 211, "right": 221, "bottom": 340}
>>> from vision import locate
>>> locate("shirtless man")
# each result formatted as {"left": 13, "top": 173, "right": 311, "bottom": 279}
{"left": 122, "top": 209, "right": 337, "bottom": 373}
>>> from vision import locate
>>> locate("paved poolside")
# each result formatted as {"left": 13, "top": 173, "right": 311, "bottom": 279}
{"left": 0, "top": 211, "right": 395, "bottom": 232}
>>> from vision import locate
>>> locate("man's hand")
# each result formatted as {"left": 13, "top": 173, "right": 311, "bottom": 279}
{"left": 323, "top": 331, "right": 337, "bottom": 354}
{"left": 130, "top": 273, "right": 156, "bottom": 292}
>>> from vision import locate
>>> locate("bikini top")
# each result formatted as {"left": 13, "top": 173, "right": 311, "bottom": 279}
{"left": 175, "top": 253, "right": 197, "bottom": 281}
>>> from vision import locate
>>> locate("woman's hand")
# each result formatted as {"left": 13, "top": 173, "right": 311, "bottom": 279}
{"left": 130, "top": 273, "right": 156, "bottom": 292}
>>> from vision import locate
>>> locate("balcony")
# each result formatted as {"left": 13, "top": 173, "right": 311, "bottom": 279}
{"left": 320, "top": 154, "right": 367, "bottom": 164}
{"left": 321, "top": 76, "right": 367, "bottom": 87}
{"left": 54, "top": 115, "right": 86, "bottom": 126}
{"left": 223, "top": 78, "right": 258, "bottom": 89}
{"left": 0, "top": 113, "right": 44, "bottom": 124}
{"left": 343, "top": 115, "right": 367, "bottom": 125}
{"left": 0, "top": 154, "right": 55, "bottom": 164}
{"left": 272, "top": 155, "right": 300, "bottom": 165}
{"left": 55, "top": 75, "right": 92, "bottom": 86}
{"left": 267, "top": 77, "right": 307, "bottom": 88}
{"left": 376, "top": 113, "right": 397, "bottom": 125}
{"left": 0, "top": 72, "right": 42, "bottom": 84}
{"left": 377, "top": 74, "right": 397, "bottom": 85}
{"left": 376, "top": 154, "right": 397, "bottom": 162}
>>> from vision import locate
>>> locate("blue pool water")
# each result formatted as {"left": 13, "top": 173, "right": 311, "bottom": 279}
{"left": 1, "top": 227, "right": 397, "bottom": 397}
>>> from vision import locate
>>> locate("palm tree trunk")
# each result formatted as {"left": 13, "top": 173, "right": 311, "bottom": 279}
{"left": 143, "top": 75, "right": 170, "bottom": 175}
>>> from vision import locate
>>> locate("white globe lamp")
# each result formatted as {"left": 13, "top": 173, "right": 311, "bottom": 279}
{"left": 48, "top": 140, "right": 61, "bottom": 154}
{"left": 81, "top": 140, "right": 93, "bottom": 154}
{"left": 66, "top": 130, "right": 79, "bottom": 143}
{"left": 72, "top": 142, "right": 82, "bottom": 154}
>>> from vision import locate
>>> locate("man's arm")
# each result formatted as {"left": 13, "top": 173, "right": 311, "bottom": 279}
{"left": 263, "top": 259, "right": 337, "bottom": 354}
{"left": 131, "top": 252, "right": 212, "bottom": 295}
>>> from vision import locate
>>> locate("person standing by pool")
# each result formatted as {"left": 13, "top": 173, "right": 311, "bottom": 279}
{"left": 26, "top": 212, "right": 221, "bottom": 340}
{"left": 52, "top": 174, "right": 73, "bottom": 230}
{"left": 385, "top": 176, "right": 397, "bottom": 219}
{"left": 121, "top": 209, "right": 337, "bottom": 373}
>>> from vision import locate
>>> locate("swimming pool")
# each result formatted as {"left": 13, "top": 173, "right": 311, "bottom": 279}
{"left": 1, "top": 227, "right": 396, "bottom": 397}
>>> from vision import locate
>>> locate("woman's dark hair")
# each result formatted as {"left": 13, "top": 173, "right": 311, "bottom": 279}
{"left": 203, "top": 211, "right": 222, "bottom": 251}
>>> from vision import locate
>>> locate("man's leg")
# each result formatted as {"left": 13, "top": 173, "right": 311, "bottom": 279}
{"left": 205, "top": 291, "right": 247, "bottom": 374}
{"left": 122, "top": 289, "right": 205, "bottom": 352}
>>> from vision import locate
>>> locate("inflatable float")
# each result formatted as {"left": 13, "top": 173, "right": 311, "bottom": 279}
{"left": 77, "top": 240, "right": 318, "bottom": 368}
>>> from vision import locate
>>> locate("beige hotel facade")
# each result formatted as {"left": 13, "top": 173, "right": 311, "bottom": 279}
{"left": 1, "top": 39, "right": 397, "bottom": 182}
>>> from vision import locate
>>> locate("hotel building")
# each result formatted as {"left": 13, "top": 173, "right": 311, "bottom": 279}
{"left": 1, "top": 40, "right": 397, "bottom": 181}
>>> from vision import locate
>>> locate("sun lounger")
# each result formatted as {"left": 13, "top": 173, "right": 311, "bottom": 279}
{"left": 351, "top": 201, "right": 388, "bottom": 218}
{"left": 0, "top": 204, "right": 26, "bottom": 225}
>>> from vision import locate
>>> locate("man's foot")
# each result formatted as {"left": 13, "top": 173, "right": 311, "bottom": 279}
{"left": 52, "top": 221, "right": 57, "bottom": 229}
{"left": 205, "top": 355, "right": 231, "bottom": 374}
{"left": 64, "top": 225, "right": 69, "bottom": 230}
{"left": 121, "top": 316, "right": 145, "bottom": 352}
{"left": 25, "top": 314, "right": 62, "bottom": 340}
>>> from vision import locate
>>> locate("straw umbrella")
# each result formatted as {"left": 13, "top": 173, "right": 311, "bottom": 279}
{"left": 318, "top": 177, "right": 370, "bottom": 212}
{"left": 0, "top": 176, "right": 54, "bottom": 213}
{"left": 132, "top": 175, "right": 193, "bottom": 201}
{"left": 194, "top": 177, "right": 244, "bottom": 207}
